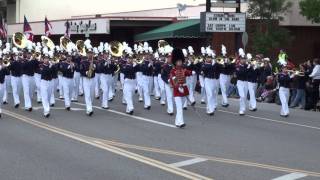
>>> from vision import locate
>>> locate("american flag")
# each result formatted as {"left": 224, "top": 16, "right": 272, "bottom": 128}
{"left": 45, "top": 16, "right": 53, "bottom": 37}
{"left": 65, "top": 20, "right": 70, "bottom": 38}
{"left": 23, "top": 15, "right": 34, "bottom": 41}
{"left": 0, "top": 17, "right": 7, "bottom": 40}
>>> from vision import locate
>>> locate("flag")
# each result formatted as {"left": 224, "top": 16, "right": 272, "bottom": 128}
{"left": 45, "top": 16, "right": 53, "bottom": 37}
{"left": 64, "top": 20, "right": 70, "bottom": 38}
{"left": 23, "top": 15, "right": 34, "bottom": 41}
{"left": 0, "top": 17, "right": 7, "bottom": 39}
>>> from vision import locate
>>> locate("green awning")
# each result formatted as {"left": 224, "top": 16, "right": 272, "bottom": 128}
{"left": 134, "top": 19, "right": 206, "bottom": 41}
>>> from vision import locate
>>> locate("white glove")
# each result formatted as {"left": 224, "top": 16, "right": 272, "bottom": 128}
{"left": 192, "top": 71, "right": 196, "bottom": 75}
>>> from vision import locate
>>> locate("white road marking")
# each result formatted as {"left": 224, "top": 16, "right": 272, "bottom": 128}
{"left": 30, "top": 106, "right": 85, "bottom": 111}
{"left": 272, "top": 172, "right": 307, "bottom": 180}
{"left": 196, "top": 106, "right": 320, "bottom": 131}
{"left": 170, "top": 158, "right": 207, "bottom": 167}
{"left": 56, "top": 99, "right": 177, "bottom": 128}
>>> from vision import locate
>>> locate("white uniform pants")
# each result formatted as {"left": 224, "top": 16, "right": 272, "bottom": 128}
{"left": 124, "top": 79, "right": 136, "bottom": 112}
{"left": 50, "top": 78, "right": 58, "bottom": 105}
{"left": 158, "top": 75, "right": 166, "bottom": 104}
{"left": 237, "top": 80, "right": 248, "bottom": 113}
{"left": 279, "top": 87, "right": 290, "bottom": 116}
{"left": 153, "top": 76, "right": 161, "bottom": 98}
{"left": 62, "top": 77, "right": 74, "bottom": 108}
{"left": 58, "top": 74, "right": 64, "bottom": 97}
{"left": 11, "top": 76, "right": 21, "bottom": 105}
{"left": 219, "top": 74, "right": 230, "bottom": 105}
{"left": 72, "top": 72, "right": 81, "bottom": 100}
{"left": 248, "top": 82, "right": 257, "bottom": 110}
{"left": 204, "top": 78, "right": 217, "bottom": 113}
{"left": 142, "top": 75, "right": 152, "bottom": 107}
{"left": 0, "top": 83, "right": 5, "bottom": 113}
{"left": 83, "top": 77, "right": 95, "bottom": 113}
{"left": 34, "top": 73, "right": 41, "bottom": 102}
{"left": 164, "top": 83, "right": 174, "bottom": 113}
{"left": 174, "top": 96, "right": 186, "bottom": 126}
{"left": 3, "top": 75, "right": 10, "bottom": 103}
{"left": 199, "top": 75, "right": 206, "bottom": 102}
{"left": 95, "top": 73, "right": 101, "bottom": 98}
{"left": 186, "top": 74, "right": 196, "bottom": 103}
{"left": 120, "top": 73, "right": 125, "bottom": 90}
{"left": 22, "top": 75, "right": 33, "bottom": 109}
{"left": 136, "top": 72, "right": 143, "bottom": 99}
{"left": 40, "top": 80, "right": 52, "bottom": 115}
{"left": 100, "top": 74, "right": 113, "bottom": 108}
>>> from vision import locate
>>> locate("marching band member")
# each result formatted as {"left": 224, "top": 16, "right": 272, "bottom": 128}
{"left": 202, "top": 54, "right": 218, "bottom": 116}
{"left": 0, "top": 59, "right": 7, "bottom": 117}
{"left": 71, "top": 52, "right": 82, "bottom": 102}
{"left": 100, "top": 53, "right": 117, "bottom": 109}
{"left": 169, "top": 48, "right": 192, "bottom": 128}
{"left": 94, "top": 48, "right": 102, "bottom": 99}
{"left": 21, "top": 51, "right": 37, "bottom": 111}
{"left": 236, "top": 56, "right": 249, "bottom": 115}
{"left": 247, "top": 54, "right": 259, "bottom": 111}
{"left": 184, "top": 51, "right": 196, "bottom": 107}
{"left": 34, "top": 50, "right": 42, "bottom": 103}
{"left": 40, "top": 55, "right": 53, "bottom": 118}
{"left": 153, "top": 53, "right": 162, "bottom": 100}
{"left": 161, "top": 55, "right": 174, "bottom": 115}
{"left": 278, "top": 66, "right": 293, "bottom": 117}
{"left": 80, "top": 49, "right": 96, "bottom": 116}
{"left": 140, "top": 54, "right": 153, "bottom": 110}
{"left": 60, "top": 53, "right": 75, "bottom": 111}
{"left": 8, "top": 52, "right": 22, "bottom": 108}
{"left": 49, "top": 53, "right": 60, "bottom": 107}
{"left": 122, "top": 56, "right": 139, "bottom": 114}
{"left": 219, "top": 56, "right": 235, "bottom": 107}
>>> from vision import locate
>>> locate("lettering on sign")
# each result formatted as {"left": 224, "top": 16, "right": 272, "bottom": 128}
{"left": 200, "top": 12, "right": 246, "bottom": 32}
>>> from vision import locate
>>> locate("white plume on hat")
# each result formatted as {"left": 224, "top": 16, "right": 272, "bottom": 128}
{"left": 93, "top": 47, "right": 99, "bottom": 55}
{"left": 0, "top": 40, "right": 2, "bottom": 47}
{"left": 2, "top": 49, "right": 8, "bottom": 55}
{"left": 66, "top": 43, "right": 74, "bottom": 55}
{"left": 154, "top": 52, "right": 159, "bottom": 59}
{"left": 35, "top": 46, "right": 41, "bottom": 53}
{"left": 158, "top": 47, "right": 165, "bottom": 55}
{"left": 48, "top": 50, "right": 54, "bottom": 58}
{"left": 164, "top": 45, "right": 173, "bottom": 55}
{"left": 148, "top": 47, "right": 153, "bottom": 54}
{"left": 238, "top": 48, "right": 245, "bottom": 58}
{"left": 84, "top": 39, "right": 92, "bottom": 50}
{"left": 104, "top": 42, "right": 109, "bottom": 52}
{"left": 137, "top": 44, "right": 144, "bottom": 54}
{"left": 246, "top": 53, "right": 252, "bottom": 60}
{"left": 125, "top": 46, "right": 133, "bottom": 56}
{"left": 187, "top": 46, "right": 194, "bottom": 55}
{"left": 12, "top": 47, "right": 19, "bottom": 55}
{"left": 182, "top": 49, "right": 188, "bottom": 57}
{"left": 55, "top": 45, "right": 61, "bottom": 52}
{"left": 221, "top": 44, "right": 227, "bottom": 56}
{"left": 98, "top": 42, "right": 104, "bottom": 53}
{"left": 201, "top": 47, "right": 206, "bottom": 55}
{"left": 143, "top": 42, "right": 149, "bottom": 53}
{"left": 42, "top": 46, "right": 49, "bottom": 56}
{"left": 5, "top": 43, "right": 11, "bottom": 51}
{"left": 205, "top": 46, "right": 213, "bottom": 56}
{"left": 133, "top": 44, "right": 138, "bottom": 53}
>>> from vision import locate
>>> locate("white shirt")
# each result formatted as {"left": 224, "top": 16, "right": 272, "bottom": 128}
{"left": 309, "top": 65, "right": 320, "bottom": 80}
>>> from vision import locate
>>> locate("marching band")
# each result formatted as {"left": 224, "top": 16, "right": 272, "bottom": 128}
{"left": 0, "top": 32, "right": 319, "bottom": 128}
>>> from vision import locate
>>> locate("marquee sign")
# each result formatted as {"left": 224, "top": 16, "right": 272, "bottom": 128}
{"left": 200, "top": 12, "right": 246, "bottom": 32}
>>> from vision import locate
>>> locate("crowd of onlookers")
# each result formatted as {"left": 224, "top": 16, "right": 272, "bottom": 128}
{"left": 227, "top": 58, "right": 320, "bottom": 111}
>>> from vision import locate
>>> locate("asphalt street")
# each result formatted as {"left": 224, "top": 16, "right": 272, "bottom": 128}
{"left": 1, "top": 90, "right": 320, "bottom": 180}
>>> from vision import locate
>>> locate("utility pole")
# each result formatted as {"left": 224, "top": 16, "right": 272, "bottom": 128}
{"left": 206, "top": 0, "right": 211, "bottom": 12}
{"left": 235, "top": 0, "right": 242, "bottom": 53}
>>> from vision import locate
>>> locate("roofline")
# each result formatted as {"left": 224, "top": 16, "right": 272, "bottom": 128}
{"left": 71, "top": 5, "right": 203, "bottom": 19}
{"left": 8, "top": 16, "right": 176, "bottom": 25}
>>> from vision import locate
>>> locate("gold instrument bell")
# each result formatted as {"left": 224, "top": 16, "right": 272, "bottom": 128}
{"left": 60, "top": 36, "right": 72, "bottom": 51}
{"left": 41, "top": 36, "right": 55, "bottom": 50}
{"left": 13, "top": 32, "right": 28, "bottom": 49}
{"left": 76, "top": 40, "right": 86, "bottom": 56}
{"left": 2, "top": 57, "right": 11, "bottom": 67}
{"left": 109, "top": 41, "right": 124, "bottom": 57}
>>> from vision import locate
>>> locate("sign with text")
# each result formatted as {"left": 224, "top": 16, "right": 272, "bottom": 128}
{"left": 8, "top": 18, "right": 110, "bottom": 35}
{"left": 200, "top": 12, "right": 246, "bottom": 32}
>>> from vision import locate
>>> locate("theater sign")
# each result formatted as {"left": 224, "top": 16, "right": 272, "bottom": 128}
{"left": 8, "top": 18, "right": 110, "bottom": 36}
{"left": 200, "top": 12, "right": 246, "bottom": 32}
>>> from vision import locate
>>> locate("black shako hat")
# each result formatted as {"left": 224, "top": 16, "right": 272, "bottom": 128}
{"left": 171, "top": 48, "right": 185, "bottom": 66}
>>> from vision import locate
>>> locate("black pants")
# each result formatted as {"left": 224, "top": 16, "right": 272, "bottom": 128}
{"left": 312, "top": 79, "right": 320, "bottom": 109}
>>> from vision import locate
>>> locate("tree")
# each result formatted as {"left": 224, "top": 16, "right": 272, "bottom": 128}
{"left": 299, "top": 0, "right": 320, "bottom": 23}
{"left": 247, "top": 0, "right": 293, "bottom": 55}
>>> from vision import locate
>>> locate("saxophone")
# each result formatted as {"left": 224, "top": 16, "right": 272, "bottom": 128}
{"left": 87, "top": 58, "right": 95, "bottom": 78}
